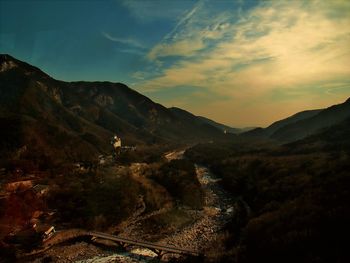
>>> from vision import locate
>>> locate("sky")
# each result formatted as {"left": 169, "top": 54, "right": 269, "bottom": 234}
{"left": 1, "top": 0, "right": 350, "bottom": 127}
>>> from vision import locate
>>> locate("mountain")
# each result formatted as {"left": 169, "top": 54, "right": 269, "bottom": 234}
{"left": 0, "top": 55, "right": 114, "bottom": 164}
{"left": 169, "top": 107, "right": 239, "bottom": 134}
{"left": 0, "top": 54, "right": 228, "bottom": 164}
{"left": 243, "top": 109, "right": 322, "bottom": 138}
{"left": 196, "top": 115, "right": 239, "bottom": 134}
{"left": 271, "top": 98, "right": 350, "bottom": 142}
{"left": 236, "top": 127, "right": 258, "bottom": 133}
{"left": 286, "top": 116, "right": 350, "bottom": 152}
{"left": 243, "top": 99, "right": 350, "bottom": 142}
{"left": 265, "top": 109, "right": 323, "bottom": 136}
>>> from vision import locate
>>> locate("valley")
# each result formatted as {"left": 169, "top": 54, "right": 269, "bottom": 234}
{"left": 1, "top": 55, "right": 349, "bottom": 263}
{"left": 13, "top": 150, "right": 237, "bottom": 262}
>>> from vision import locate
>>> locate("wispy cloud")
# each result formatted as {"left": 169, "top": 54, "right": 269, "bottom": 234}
{"left": 121, "top": 0, "right": 195, "bottom": 22}
{"left": 133, "top": 0, "right": 350, "bottom": 126}
{"left": 147, "top": 0, "right": 234, "bottom": 60}
{"left": 102, "top": 32, "right": 145, "bottom": 49}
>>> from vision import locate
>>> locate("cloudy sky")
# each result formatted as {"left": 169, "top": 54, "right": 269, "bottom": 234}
{"left": 1, "top": 0, "right": 349, "bottom": 127}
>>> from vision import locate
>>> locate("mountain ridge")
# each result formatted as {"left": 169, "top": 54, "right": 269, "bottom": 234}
{"left": 242, "top": 98, "right": 350, "bottom": 142}
{"left": 0, "top": 54, "right": 231, "bottom": 164}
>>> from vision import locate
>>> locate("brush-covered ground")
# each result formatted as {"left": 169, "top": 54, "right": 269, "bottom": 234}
{"left": 185, "top": 139, "right": 350, "bottom": 263}
{"left": 1, "top": 129, "right": 350, "bottom": 263}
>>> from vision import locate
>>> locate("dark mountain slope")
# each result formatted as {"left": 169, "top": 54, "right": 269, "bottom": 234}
{"left": 242, "top": 98, "right": 350, "bottom": 142}
{"left": 196, "top": 115, "right": 239, "bottom": 134}
{"left": 271, "top": 98, "right": 350, "bottom": 142}
{"left": 169, "top": 107, "right": 230, "bottom": 137}
{"left": 266, "top": 109, "right": 322, "bottom": 136}
{"left": 0, "top": 55, "right": 114, "bottom": 163}
{"left": 0, "top": 54, "right": 228, "bottom": 163}
{"left": 286, "top": 116, "right": 350, "bottom": 152}
{"left": 243, "top": 109, "right": 322, "bottom": 138}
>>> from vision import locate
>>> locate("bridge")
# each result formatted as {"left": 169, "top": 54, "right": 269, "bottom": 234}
{"left": 88, "top": 231, "right": 201, "bottom": 258}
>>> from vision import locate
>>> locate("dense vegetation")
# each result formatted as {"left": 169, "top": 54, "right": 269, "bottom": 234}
{"left": 185, "top": 140, "right": 350, "bottom": 263}
{"left": 47, "top": 171, "right": 141, "bottom": 229}
{"left": 151, "top": 159, "right": 204, "bottom": 209}
{"left": 44, "top": 150, "right": 203, "bottom": 232}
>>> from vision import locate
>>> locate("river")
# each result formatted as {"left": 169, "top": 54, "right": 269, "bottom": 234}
{"left": 75, "top": 150, "right": 235, "bottom": 262}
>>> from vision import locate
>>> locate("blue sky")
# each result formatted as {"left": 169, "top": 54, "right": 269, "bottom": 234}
{"left": 1, "top": 0, "right": 350, "bottom": 127}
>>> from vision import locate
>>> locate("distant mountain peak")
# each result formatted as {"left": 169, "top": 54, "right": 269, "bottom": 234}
{"left": 0, "top": 53, "right": 52, "bottom": 79}
{"left": 241, "top": 96, "right": 350, "bottom": 143}
{"left": 0, "top": 54, "right": 14, "bottom": 60}
{"left": 0, "top": 54, "right": 18, "bottom": 72}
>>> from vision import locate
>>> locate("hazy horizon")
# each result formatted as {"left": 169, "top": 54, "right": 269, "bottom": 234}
{"left": 1, "top": 0, "right": 349, "bottom": 127}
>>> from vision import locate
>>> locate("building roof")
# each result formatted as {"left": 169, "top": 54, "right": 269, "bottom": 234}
{"left": 32, "top": 184, "right": 49, "bottom": 193}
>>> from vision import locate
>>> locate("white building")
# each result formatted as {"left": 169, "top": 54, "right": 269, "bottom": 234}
{"left": 112, "top": 135, "right": 122, "bottom": 150}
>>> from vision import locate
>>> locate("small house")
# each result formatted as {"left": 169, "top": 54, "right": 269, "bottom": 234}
{"left": 32, "top": 184, "right": 49, "bottom": 196}
{"left": 34, "top": 224, "right": 56, "bottom": 242}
